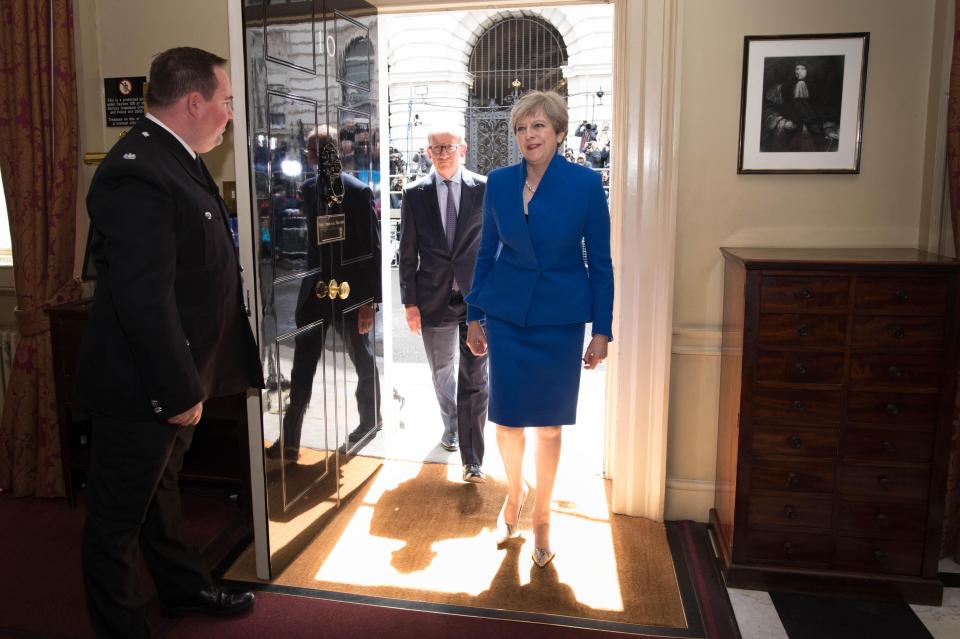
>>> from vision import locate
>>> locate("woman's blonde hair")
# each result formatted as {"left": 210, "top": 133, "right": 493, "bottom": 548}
{"left": 510, "top": 90, "right": 568, "bottom": 141}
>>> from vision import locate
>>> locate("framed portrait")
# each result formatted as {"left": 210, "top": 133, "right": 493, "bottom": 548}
{"left": 737, "top": 33, "right": 869, "bottom": 174}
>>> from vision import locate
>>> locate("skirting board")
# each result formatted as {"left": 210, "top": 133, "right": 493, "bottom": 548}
{"left": 664, "top": 478, "right": 715, "bottom": 522}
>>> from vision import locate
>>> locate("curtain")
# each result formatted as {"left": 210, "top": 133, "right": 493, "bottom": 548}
{"left": 0, "top": 0, "right": 83, "bottom": 497}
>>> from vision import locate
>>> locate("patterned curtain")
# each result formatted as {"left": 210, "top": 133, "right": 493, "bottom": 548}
{"left": 0, "top": 0, "right": 83, "bottom": 497}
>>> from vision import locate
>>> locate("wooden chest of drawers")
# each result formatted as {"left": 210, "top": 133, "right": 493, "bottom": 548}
{"left": 710, "top": 248, "right": 959, "bottom": 605}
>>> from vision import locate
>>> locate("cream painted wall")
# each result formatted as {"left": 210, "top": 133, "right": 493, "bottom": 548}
{"left": 72, "top": 0, "right": 236, "bottom": 276}
{"left": 666, "top": 0, "right": 946, "bottom": 520}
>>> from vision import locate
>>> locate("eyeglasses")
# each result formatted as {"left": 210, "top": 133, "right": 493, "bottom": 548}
{"left": 429, "top": 144, "right": 461, "bottom": 156}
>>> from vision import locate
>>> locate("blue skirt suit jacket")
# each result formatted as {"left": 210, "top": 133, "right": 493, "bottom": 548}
{"left": 465, "top": 153, "right": 614, "bottom": 425}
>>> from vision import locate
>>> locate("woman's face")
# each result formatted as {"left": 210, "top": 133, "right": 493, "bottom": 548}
{"left": 515, "top": 108, "right": 564, "bottom": 169}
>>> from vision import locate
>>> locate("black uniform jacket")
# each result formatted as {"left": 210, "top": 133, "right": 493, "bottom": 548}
{"left": 295, "top": 172, "right": 382, "bottom": 328}
{"left": 398, "top": 169, "right": 486, "bottom": 326}
{"left": 74, "top": 117, "right": 264, "bottom": 422}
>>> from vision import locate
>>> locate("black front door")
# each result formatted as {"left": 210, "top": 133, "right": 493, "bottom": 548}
{"left": 243, "top": 0, "right": 382, "bottom": 578}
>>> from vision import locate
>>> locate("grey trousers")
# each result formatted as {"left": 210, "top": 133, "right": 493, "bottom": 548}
{"left": 420, "top": 292, "right": 488, "bottom": 466}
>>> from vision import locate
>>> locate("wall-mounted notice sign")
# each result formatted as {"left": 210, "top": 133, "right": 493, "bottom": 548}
{"left": 104, "top": 76, "right": 146, "bottom": 127}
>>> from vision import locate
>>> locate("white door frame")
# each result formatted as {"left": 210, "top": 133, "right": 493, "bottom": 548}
{"left": 228, "top": 0, "right": 685, "bottom": 527}
{"left": 604, "top": 0, "right": 683, "bottom": 520}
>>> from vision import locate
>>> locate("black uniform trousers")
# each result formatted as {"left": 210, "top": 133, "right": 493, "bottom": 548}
{"left": 281, "top": 313, "right": 382, "bottom": 451}
{"left": 82, "top": 413, "right": 211, "bottom": 639}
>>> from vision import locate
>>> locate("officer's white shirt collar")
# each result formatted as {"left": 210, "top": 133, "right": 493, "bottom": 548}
{"left": 146, "top": 113, "right": 197, "bottom": 159}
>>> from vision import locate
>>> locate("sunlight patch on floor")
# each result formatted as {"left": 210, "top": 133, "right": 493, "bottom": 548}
{"left": 312, "top": 460, "right": 625, "bottom": 611}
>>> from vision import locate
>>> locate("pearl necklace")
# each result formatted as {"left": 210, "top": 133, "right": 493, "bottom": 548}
{"left": 524, "top": 180, "right": 537, "bottom": 194}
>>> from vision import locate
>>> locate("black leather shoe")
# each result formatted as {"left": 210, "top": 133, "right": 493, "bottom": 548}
{"left": 161, "top": 585, "right": 255, "bottom": 617}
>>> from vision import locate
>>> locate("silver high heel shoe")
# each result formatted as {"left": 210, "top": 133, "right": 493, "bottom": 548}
{"left": 497, "top": 489, "right": 528, "bottom": 546}
{"left": 532, "top": 547, "right": 556, "bottom": 568}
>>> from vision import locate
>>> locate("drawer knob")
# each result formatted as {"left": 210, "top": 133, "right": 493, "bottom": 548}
{"left": 884, "top": 403, "right": 900, "bottom": 416}
{"left": 783, "top": 541, "right": 795, "bottom": 555}
{"left": 792, "top": 400, "right": 807, "bottom": 412}
{"left": 795, "top": 362, "right": 808, "bottom": 376}
{"left": 789, "top": 435, "right": 803, "bottom": 449}
{"left": 892, "top": 326, "right": 905, "bottom": 339}
{"left": 878, "top": 475, "right": 890, "bottom": 490}
{"left": 787, "top": 472, "right": 801, "bottom": 487}
{"left": 894, "top": 289, "right": 910, "bottom": 303}
{"left": 796, "top": 289, "right": 813, "bottom": 300}
{"left": 881, "top": 440, "right": 896, "bottom": 453}
{"left": 887, "top": 366, "right": 902, "bottom": 379}
{"left": 875, "top": 512, "right": 890, "bottom": 527}
{"left": 783, "top": 504, "right": 797, "bottom": 519}
{"left": 796, "top": 325, "right": 809, "bottom": 337}
{"left": 873, "top": 549, "right": 885, "bottom": 561}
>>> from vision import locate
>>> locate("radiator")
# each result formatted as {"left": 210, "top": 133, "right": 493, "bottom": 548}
{"left": 0, "top": 329, "right": 18, "bottom": 413}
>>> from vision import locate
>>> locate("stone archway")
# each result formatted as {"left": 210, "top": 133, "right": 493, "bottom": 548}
{"left": 465, "top": 12, "right": 569, "bottom": 175}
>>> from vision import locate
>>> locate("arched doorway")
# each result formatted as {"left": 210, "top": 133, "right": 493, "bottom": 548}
{"left": 466, "top": 14, "right": 568, "bottom": 175}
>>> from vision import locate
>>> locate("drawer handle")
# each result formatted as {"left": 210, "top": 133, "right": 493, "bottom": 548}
{"left": 796, "top": 289, "right": 813, "bottom": 300}
{"left": 892, "top": 326, "right": 905, "bottom": 339}
{"left": 787, "top": 472, "right": 801, "bottom": 487}
{"left": 884, "top": 403, "right": 900, "bottom": 416}
{"left": 875, "top": 512, "right": 890, "bottom": 527}
{"left": 887, "top": 366, "right": 902, "bottom": 379}
{"left": 783, "top": 541, "right": 795, "bottom": 555}
{"left": 894, "top": 289, "right": 910, "bottom": 303}
{"left": 795, "top": 362, "right": 808, "bottom": 376}
{"left": 873, "top": 549, "right": 885, "bottom": 561}
{"left": 789, "top": 435, "right": 803, "bottom": 449}
{"left": 881, "top": 440, "right": 896, "bottom": 453}
{"left": 796, "top": 325, "right": 809, "bottom": 337}
{"left": 878, "top": 475, "right": 890, "bottom": 490}
{"left": 783, "top": 504, "right": 797, "bottom": 519}
{"left": 792, "top": 400, "right": 807, "bottom": 412}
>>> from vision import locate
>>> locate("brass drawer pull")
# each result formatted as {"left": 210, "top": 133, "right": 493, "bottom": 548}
{"left": 796, "top": 289, "right": 813, "bottom": 300}
{"left": 792, "top": 400, "right": 806, "bottom": 411}
{"left": 783, "top": 541, "right": 795, "bottom": 555}
{"left": 892, "top": 326, "right": 905, "bottom": 339}
{"left": 887, "top": 366, "right": 902, "bottom": 379}
{"left": 881, "top": 440, "right": 896, "bottom": 453}
{"left": 789, "top": 435, "right": 803, "bottom": 449}
{"left": 783, "top": 504, "right": 797, "bottom": 519}
{"left": 787, "top": 472, "right": 801, "bottom": 487}
{"left": 796, "top": 325, "right": 809, "bottom": 337}
{"left": 795, "top": 362, "right": 808, "bottom": 376}
{"left": 873, "top": 549, "right": 885, "bottom": 561}
{"left": 894, "top": 289, "right": 910, "bottom": 303}
{"left": 875, "top": 512, "right": 890, "bottom": 527}
{"left": 877, "top": 475, "right": 890, "bottom": 490}
{"left": 884, "top": 403, "right": 900, "bottom": 416}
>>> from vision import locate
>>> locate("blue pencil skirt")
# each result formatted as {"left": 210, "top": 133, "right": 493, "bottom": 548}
{"left": 484, "top": 315, "right": 586, "bottom": 427}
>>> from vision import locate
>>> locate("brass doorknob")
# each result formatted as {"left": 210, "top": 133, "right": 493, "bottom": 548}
{"left": 325, "top": 279, "right": 350, "bottom": 300}
{"left": 314, "top": 280, "right": 328, "bottom": 300}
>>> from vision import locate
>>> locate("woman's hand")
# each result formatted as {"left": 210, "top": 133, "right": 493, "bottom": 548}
{"left": 583, "top": 334, "right": 609, "bottom": 369}
{"left": 466, "top": 320, "right": 488, "bottom": 356}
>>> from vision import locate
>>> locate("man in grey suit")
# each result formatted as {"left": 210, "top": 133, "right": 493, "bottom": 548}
{"left": 398, "top": 130, "right": 488, "bottom": 483}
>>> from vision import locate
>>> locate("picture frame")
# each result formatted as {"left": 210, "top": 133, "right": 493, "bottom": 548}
{"left": 737, "top": 32, "right": 869, "bottom": 174}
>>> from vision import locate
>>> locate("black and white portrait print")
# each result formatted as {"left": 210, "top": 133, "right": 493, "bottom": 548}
{"left": 760, "top": 55, "right": 845, "bottom": 153}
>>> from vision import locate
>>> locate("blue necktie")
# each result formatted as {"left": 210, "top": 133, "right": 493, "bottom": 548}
{"left": 444, "top": 179, "right": 457, "bottom": 251}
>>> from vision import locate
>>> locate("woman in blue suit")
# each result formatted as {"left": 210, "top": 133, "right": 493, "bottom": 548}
{"left": 465, "top": 91, "right": 614, "bottom": 567}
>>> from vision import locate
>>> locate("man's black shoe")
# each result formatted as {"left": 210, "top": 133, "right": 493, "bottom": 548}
{"left": 161, "top": 586, "right": 255, "bottom": 617}
{"left": 347, "top": 421, "right": 383, "bottom": 444}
